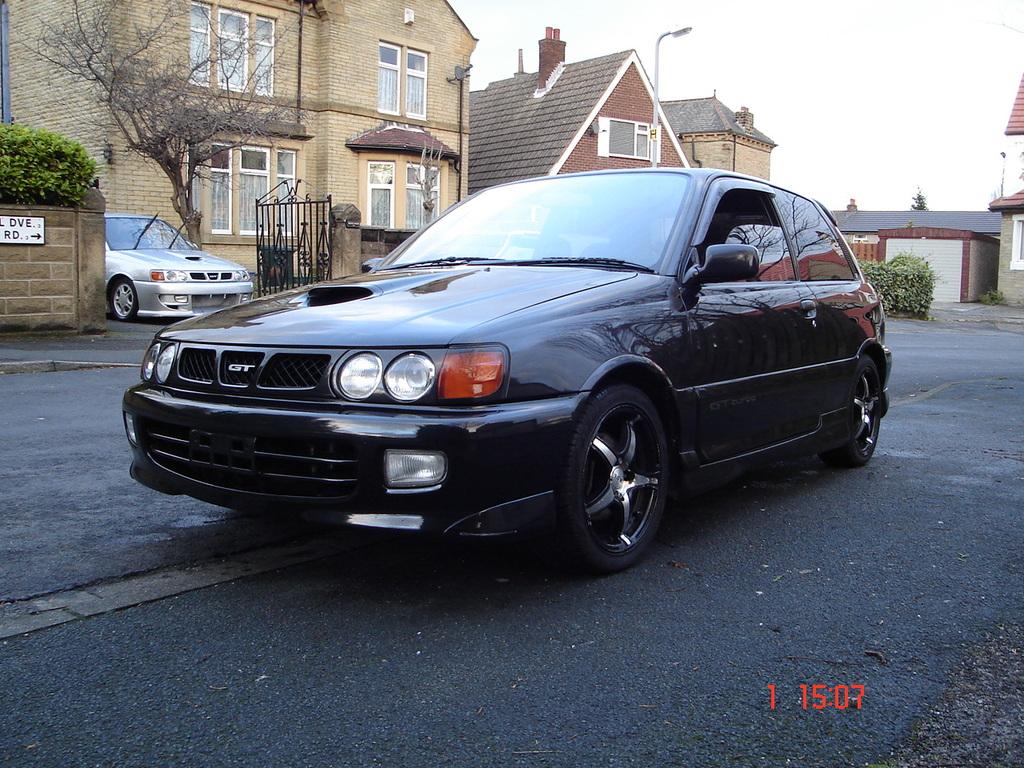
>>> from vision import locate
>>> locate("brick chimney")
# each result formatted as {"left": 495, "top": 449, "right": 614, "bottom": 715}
{"left": 846, "top": 198, "right": 858, "bottom": 212}
{"left": 538, "top": 27, "right": 565, "bottom": 89}
{"left": 735, "top": 106, "right": 754, "bottom": 132}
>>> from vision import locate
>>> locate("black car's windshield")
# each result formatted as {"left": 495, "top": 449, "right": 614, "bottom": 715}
{"left": 384, "top": 172, "right": 690, "bottom": 271}
{"left": 106, "top": 217, "right": 198, "bottom": 250}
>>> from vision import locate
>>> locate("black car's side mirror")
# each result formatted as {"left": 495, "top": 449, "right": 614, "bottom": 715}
{"left": 362, "top": 257, "right": 384, "bottom": 273}
{"left": 685, "top": 244, "right": 760, "bottom": 285}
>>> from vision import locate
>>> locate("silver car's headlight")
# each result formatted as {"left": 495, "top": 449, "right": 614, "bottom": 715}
{"left": 150, "top": 269, "right": 189, "bottom": 282}
{"left": 384, "top": 353, "right": 435, "bottom": 402}
{"left": 336, "top": 352, "right": 382, "bottom": 400}
{"left": 155, "top": 344, "right": 177, "bottom": 383}
{"left": 232, "top": 270, "right": 248, "bottom": 282}
{"left": 141, "top": 343, "right": 160, "bottom": 381}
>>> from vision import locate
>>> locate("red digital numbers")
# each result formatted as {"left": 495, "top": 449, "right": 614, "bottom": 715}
{"left": 766, "top": 683, "right": 865, "bottom": 710}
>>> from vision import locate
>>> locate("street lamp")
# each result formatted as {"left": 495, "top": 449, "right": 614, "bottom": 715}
{"left": 652, "top": 26, "right": 692, "bottom": 168}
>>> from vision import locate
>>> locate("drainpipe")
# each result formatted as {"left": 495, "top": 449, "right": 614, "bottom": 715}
{"left": 448, "top": 64, "right": 472, "bottom": 201}
{"left": 296, "top": 0, "right": 304, "bottom": 119}
{"left": 1, "top": 0, "right": 10, "bottom": 124}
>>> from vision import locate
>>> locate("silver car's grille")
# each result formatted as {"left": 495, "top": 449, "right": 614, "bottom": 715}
{"left": 189, "top": 271, "right": 234, "bottom": 281}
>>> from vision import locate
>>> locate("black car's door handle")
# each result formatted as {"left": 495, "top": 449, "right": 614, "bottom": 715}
{"left": 800, "top": 299, "right": 817, "bottom": 319}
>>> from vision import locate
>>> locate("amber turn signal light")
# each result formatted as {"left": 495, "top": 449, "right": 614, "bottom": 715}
{"left": 438, "top": 348, "right": 505, "bottom": 400}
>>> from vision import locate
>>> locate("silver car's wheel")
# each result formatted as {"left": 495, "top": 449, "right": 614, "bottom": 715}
{"left": 109, "top": 278, "right": 139, "bottom": 321}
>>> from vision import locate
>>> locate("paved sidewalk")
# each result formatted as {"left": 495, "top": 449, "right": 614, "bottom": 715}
{"left": 0, "top": 319, "right": 164, "bottom": 368}
{"left": 929, "top": 301, "right": 1024, "bottom": 326}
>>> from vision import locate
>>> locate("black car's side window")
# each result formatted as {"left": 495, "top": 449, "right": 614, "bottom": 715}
{"left": 698, "top": 188, "right": 795, "bottom": 282}
{"left": 775, "top": 191, "right": 857, "bottom": 281}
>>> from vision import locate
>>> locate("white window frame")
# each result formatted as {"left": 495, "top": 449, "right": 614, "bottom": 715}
{"left": 209, "top": 144, "right": 233, "bottom": 235}
{"left": 405, "top": 49, "right": 428, "bottom": 119}
{"left": 238, "top": 146, "right": 270, "bottom": 235}
{"left": 253, "top": 16, "right": 275, "bottom": 97}
{"left": 603, "top": 118, "right": 650, "bottom": 160}
{"left": 1012, "top": 215, "right": 1024, "bottom": 270}
{"left": 378, "top": 43, "right": 401, "bottom": 116}
{"left": 368, "top": 161, "right": 396, "bottom": 229}
{"left": 217, "top": 9, "right": 249, "bottom": 92}
{"left": 276, "top": 149, "right": 296, "bottom": 196}
{"left": 189, "top": 3, "right": 211, "bottom": 87}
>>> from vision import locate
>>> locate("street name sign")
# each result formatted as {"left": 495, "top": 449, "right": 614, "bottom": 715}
{"left": 0, "top": 216, "right": 46, "bottom": 245}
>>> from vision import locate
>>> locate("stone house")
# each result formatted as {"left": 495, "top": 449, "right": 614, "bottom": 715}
{"left": 2, "top": 0, "right": 476, "bottom": 268}
{"left": 660, "top": 95, "right": 775, "bottom": 180}
{"left": 468, "top": 28, "right": 688, "bottom": 194}
{"left": 989, "top": 72, "right": 1024, "bottom": 304}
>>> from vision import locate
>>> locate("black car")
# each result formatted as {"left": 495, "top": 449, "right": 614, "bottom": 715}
{"left": 123, "top": 169, "right": 891, "bottom": 573}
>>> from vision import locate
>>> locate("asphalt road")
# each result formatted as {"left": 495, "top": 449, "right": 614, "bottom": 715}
{"left": 1, "top": 319, "right": 1022, "bottom": 767}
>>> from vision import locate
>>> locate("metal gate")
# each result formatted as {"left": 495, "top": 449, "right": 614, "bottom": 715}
{"left": 255, "top": 187, "right": 333, "bottom": 295}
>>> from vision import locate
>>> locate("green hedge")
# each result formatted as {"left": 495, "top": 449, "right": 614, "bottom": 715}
{"left": 0, "top": 124, "right": 97, "bottom": 207}
{"left": 861, "top": 253, "right": 936, "bottom": 318}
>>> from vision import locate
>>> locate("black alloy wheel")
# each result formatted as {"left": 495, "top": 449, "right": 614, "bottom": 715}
{"left": 820, "top": 356, "right": 882, "bottom": 468}
{"left": 556, "top": 384, "right": 670, "bottom": 573}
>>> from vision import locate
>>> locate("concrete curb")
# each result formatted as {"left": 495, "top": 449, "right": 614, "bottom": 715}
{"left": 0, "top": 360, "right": 136, "bottom": 375}
{"left": 0, "top": 532, "right": 385, "bottom": 640}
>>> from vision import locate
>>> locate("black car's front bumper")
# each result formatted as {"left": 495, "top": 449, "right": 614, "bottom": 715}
{"left": 123, "top": 385, "right": 583, "bottom": 537}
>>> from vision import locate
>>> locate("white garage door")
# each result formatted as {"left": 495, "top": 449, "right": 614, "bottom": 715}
{"left": 885, "top": 238, "right": 962, "bottom": 302}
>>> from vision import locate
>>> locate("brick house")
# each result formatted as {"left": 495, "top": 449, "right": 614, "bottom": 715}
{"left": 468, "top": 28, "right": 688, "bottom": 194}
{"left": 660, "top": 95, "right": 775, "bottom": 180}
{"left": 2, "top": 0, "right": 476, "bottom": 268}
{"left": 989, "top": 72, "right": 1024, "bottom": 304}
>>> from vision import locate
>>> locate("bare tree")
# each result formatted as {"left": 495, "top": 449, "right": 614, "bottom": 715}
{"left": 34, "top": 0, "right": 296, "bottom": 243}
{"left": 412, "top": 146, "right": 444, "bottom": 227}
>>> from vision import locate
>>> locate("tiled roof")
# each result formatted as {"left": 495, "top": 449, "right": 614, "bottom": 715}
{"left": 832, "top": 209, "right": 1003, "bottom": 235}
{"left": 346, "top": 125, "right": 458, "bottom": 160}
{"left": 468, "top": 51, "right": 632, "bottom": 194}
{"left": 1007, "top": 72, "right": 1024, "bottom": 135}
{"left": 990, "top": 189, "right": 1024, "bottom": 211}
{"left": 661, "top": 96, "right": 776, "bottom": 146}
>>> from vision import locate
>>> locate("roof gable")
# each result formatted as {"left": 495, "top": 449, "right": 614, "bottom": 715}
{"left": 661, "top": 96, "right": 776, "bottom": 146}
{"left": 1007, "top": 73, "right": 1024, "bottom": 135}
{"left": 468, "top": 51, "right": 632, "bottom": 193}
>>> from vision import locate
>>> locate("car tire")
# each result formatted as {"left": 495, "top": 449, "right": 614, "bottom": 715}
{"left": 109, "top": 277, "right": 139, "bottom": 321}
{"left": 554, "top": 384, "right": 670, "bottom": 574}
{"left": 819, "top": 356, "right": 882, "bottom": 468}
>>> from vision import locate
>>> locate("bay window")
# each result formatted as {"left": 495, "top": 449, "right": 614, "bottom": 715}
{"left": 239, "top": 147, "right": 269, "bottom": 234}
{"left": 406, "top": 164, "right": 439, "bottom": 229}
{"left": 209, "top": 145, "right": 232, "bottom": 235}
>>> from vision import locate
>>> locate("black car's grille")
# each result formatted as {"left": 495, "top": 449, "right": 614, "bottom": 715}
{"left": 219, "top": 351, "right": 264, "bottom": 387}
{"left": 178, "top": 348, "right": 216, "bottom": 383}
{"left": 259, "top": 354, "right": 330, "bottom": 389}
{"left": 142, "top": 418, "right": 358, "bottom": 499}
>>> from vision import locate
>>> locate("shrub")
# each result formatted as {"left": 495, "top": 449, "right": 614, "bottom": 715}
{"left": 979, "top": 289, "right": 1005, "bottom": 305}
{"left": 860, "top": 253, "right": 936, "bottom": 318}
{"left": 0, "top": 124, "right": 97, "bottom": 207}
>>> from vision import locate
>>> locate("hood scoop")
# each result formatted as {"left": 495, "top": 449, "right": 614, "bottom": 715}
{"left": 306, "top": 285, "right": 375, "bottom": 307}
{"left": 185, "top": 256, "right": 202, "bottom": 261}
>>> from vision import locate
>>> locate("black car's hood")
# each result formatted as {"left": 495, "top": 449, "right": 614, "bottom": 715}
{"left": 160, "top": 265, "right": 637, "bottom": 347}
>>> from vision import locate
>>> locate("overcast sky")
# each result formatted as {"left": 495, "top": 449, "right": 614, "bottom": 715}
{"left": 449, "top": 0, "right": 1024, "bottom": 211}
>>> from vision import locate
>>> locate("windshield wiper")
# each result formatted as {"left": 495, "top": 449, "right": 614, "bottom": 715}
{"left": 512, "top": 257, "right": 653, "bottom": 273}
{"left": 132, "top": 213, "right": 160, "bottom": 250}
{"left": 166, "top": 219, "right": 189, "bottom": 250}
{"left": 384, "top": 256, "right": 506, "bottom": 269}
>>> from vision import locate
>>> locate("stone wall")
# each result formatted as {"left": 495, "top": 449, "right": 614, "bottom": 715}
{"left": 997, "top": 212, "right": 1024, "bottom": 304}
{"left": 0, "top": 191, "right": 106, "bottom": 332}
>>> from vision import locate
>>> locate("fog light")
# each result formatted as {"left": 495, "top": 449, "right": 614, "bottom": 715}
{"left": 174, "top": 295, "right": 189, "bottom": 303}
{"left": 124, "top": 412, "right": 138, "bottom": 446}
{"left": 384, "top": 450, "right": 447, "bottom": 489}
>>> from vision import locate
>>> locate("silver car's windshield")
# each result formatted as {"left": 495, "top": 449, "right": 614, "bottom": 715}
{"left": 106, "top": 218, "right": 198, "bottom": 250}
{"left": 384, "top": 172, "right": 690, "bottom": 271}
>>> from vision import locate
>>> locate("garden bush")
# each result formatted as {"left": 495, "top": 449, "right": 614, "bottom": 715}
{"left": 0, "top": 124, "right": 97, "bottom": 207}
{"left": 860, "top": 253, "right": 936, "bottom": 318}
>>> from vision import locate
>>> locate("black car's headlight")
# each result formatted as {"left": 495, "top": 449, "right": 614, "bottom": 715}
{"left": 155, "top": 343, "right": 177, "bottom": 383}
{"left": 384, "top": 353, "right": 436, "bottom": 402}
{"left": 141, "top": 343, "right": 160, "bottom": 381}
{"left": 335, "top": 352, "right": 383, "bottom": 400}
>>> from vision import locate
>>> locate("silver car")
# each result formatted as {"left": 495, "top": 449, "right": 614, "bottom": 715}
{"left": 105, "top": 214, "right": 254, "bottom": 321}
